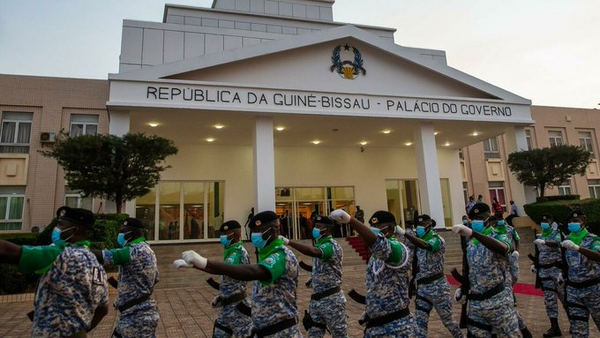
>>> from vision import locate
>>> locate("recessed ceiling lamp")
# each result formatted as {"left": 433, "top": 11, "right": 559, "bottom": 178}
{"left": 444, "top": 142, "right": 451, "bottom": 147}
{"left": 214, "top": 124, "right": 225, "bottom": 129}
{"left": 404, "top": 142, "right": 413, "bottom": 146}
{"left": 206, "top": 138, "right": 215, "bottom": 142}
{"left": 360, "top": 141, "right": 368, "bottom": 146}
{"left": 276, "top": 126, "right": 285, "bottom": 131}
{"left": 312, "top": 140, "right": 321, "bottom": 145}
{"left": 382, "top": 129, "right": 392, "bottom": 134}
{"left": 148, "top": 122, "right": 159, "bottom": 127}
{"left": 471, "top": 131, "right": 480, "bottom": 136}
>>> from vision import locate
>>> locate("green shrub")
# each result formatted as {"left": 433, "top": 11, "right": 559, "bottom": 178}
{"left": 524, "top": 198, "right": 600, "bottom": 235}
{"left": 536, "top": 195, "right": 580, "bottom": 203}
{"left": 0, "top": 232, "right": 39, "bottom": 294}
{"left": 0, "top": 233, "right": 39, "bottom": 245}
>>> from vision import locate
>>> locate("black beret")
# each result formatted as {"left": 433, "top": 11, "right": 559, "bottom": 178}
{"left": 468, "top": 203, "right": 491, "bottom": 219}
{"left": 56, "top": 206, "right": 94, "bottom": 227}
{"left": 249, "top": 211, "right": 279, "bottom": 229}
{"left": 220, "top": 220, "right": 241, "bottom": 232}
{"left": 541, "top": 213, "right": 554, "bottom": 221}
{"left": 369, "top": 210, "right": 396, "bottom": 225}
{"left": 314, "top": 215, "right": 334, "bottom": 226}
{"left": 123, "top": 217, "right": 147, "bottom": 229}
{"left": 567, "top": 210, "right": 585, "bottom": 220}
{"left": 416, "top": 214, "right": 436, "bottom": 227}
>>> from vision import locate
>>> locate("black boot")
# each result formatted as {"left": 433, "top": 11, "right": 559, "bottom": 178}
{"left": 543, "top": 318, "right": 562, "bottom": 338}
{"left": 521, "top": 327, "right": 533, "bottom": 338}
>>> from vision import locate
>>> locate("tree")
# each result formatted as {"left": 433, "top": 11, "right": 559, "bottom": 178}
{"left": 507, "top": 145, "right": 592, "bottom": 197}
{"left": 43, "top": 133, "right": 178, "bottom": 213}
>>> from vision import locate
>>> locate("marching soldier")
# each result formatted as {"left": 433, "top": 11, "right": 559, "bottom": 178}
{"left": 398, "top": 214, "right": 462, "bottom": 338}
{"left": 557, "top": 210, "right": 600, "bottom": 338}
{"left": 94, "top": 217, "right": 159, "bottom": 338}
{"left": 0, "top": 206, "right": 108, "bottom": 337}
{"left": 452, "top": 203, "right": 520, "bottom": 337}
{"left": 175, "top": 211, "right": 302, "bottom": 337}
{"left": 282, "top": 215, "right": 348, "bottom": 337}
{"left": 329, "top": 209, "right": 414, "bottom": 337}
{"left": 531, "top": 213, "right": 564, "bottom": 337}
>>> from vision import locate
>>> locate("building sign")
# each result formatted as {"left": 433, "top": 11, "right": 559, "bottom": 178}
{"left": 109, "top": 81, "right": 532, "bottom": 123}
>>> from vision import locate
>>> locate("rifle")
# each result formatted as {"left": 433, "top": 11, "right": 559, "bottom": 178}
{"left": 559, "top": 230, "right": 569, "bottom": 306}
{"left": 451, "top": 235, "right": 470, "bottom": 329}
{"left": 206, "top": 277, "right": 220, "bottom": 290}
{"left": 408, "top": 248, "right": 418, "bottom": 298}
{"left": 528, "top": 229, "right": 541, "bottom": 289}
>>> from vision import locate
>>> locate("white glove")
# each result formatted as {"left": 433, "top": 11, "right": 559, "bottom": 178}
{"left": 182, "top": 250, "right": 208, "bottom": 269}
{"left": 533, "top": 239, "right": 546, "bottom": 247}
{"left": 530, "top": 265, "right": 537, "bottom": 274}
{"left": 211, "top": 296, "right": 222, "bottom": 308}
{"left": 329, "top": 209, "right": 351, "bottom": 223}
{"left": 557, "top": 272, "right": 565, "bottom": 285}
{"left": 394, "top": 225, "right": 405, "bottom": 236}
{"left": 512, "top": 251, "right": 520, "bottom": 259}
{"left": 279, "top": 235, "right": 290, "bottom": 245}
{"left": 452, "top": 224, "right": 473, "bottom": 237}
{"left": 454, "top": 288, "right": 466, "bottom": 304}
{"left": 562, "top": 240, "right": 580, "bottom": 251}
{"left": 173, "top": 259, "right": 193, "bottom": 269}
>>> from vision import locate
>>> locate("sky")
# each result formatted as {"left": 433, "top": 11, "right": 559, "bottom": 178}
{"left": 0, "top": 0, "right": 598, "bottom": 109}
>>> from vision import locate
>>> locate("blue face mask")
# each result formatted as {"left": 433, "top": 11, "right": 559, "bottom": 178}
{"left": 312, "top": 228, "right": 322, "bottom": 240}
{"left": 370, "top": 227, "right": 382, "bottom": 236}
{"left": 52, "top": 226, "right": 75, "bottom": 246}
{"left": 471, "top": 220, "right": 486, "bottom": 233}
{"left": 220, "top": 233, "right": 233, "bottom": 247}
{"left": 497, "top": 220, "right": 506, "bottom": 226}
{"left": 568, "top": 222, "right": 582, "bottom": 234}
{"left": 416, "top": 226, "right": 426, "bottom": 238}
{"left": 251, "top": 228, "right": 272, "bottom": 249}
{"left": 540, "top": 222, "right": 550, "bottom": 231}
{"left": 117, "top": 231, "right": 132, "bottom": 247}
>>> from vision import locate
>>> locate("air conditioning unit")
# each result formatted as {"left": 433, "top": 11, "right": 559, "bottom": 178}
{"left": 40, "top": 132, "right": 57, "bottom": 143}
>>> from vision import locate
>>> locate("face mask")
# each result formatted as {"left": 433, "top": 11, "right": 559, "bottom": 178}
{"left": 471, "top": 220, "right": 486, "bottom": 233}
{"left": 568, "top": 222, "right": 582, "bottom": 234}
{"left": 312, "top": 228, "right": 322, "bottom": 240}
{"left": 220, "top": 233, "right": 233, "bottom": 247}
{"left": 497, "top": 220, "right": 506, "bottom": 226}
{"left": 462, "top": 219, "right": 468, "bottom": 225}
{"left": 370, "top": 227, "right": 382, "bottom": 236}
{"left": 540, "top": 222, "right": 550, "bottom": 231}
{"left": 251, "top": 228, "right": 272, "bottom": 249}
{"left": 117, "top": 231, "right": 132, "bottom": 247}
{"left": 52, "top": 226, "right": 75, "bottom": 246}
{"left": 416, "top": 226, "right": 426, "bottom": 238}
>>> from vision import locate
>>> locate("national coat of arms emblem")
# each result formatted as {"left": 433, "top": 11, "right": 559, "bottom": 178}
{"left": 330, "top": 43, "right": 366, "bottom": 80}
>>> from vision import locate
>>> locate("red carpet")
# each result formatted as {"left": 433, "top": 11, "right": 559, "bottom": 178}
{"left": 446, "top": 275, "right": 543, "bottom": 297}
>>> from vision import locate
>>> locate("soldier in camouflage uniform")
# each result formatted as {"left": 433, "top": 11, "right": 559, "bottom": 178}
{"left": 329, "top": 209, "right": 414, "bottom": 337}
{"left": 175, "top": 211, "right": 302, "bottom": 337}
{"left": 94, "top": 217, "right": 159, "bottom": 338}
{"left": 453, "top": 203, "right": 520, "bottom": 337}
{"left": 0, "top": 206, "right": 108, "bottom": 337}
{"left": 399, "top": 214, "right": 462, "bottom": 338}
{"left": 283, "top": 215, "right": 347, "bottom": 337}
{"left": 556, "top": 210, "right": 600, "bottom": 338}
{"left": 531, "top": 213, "right": 564, "bottom": 337}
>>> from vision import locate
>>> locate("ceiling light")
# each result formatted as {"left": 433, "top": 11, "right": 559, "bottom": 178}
{"left": 444, "top": 142, "right": 451, "bottom": 147}
{"left": 312, "top": 140, "right": 321, "bottom": 145}
{"left": 276, "top": 126, "right": 285, "bottom": 131}
{"left": 360, "top": 141, "right": 368, "bottom": 146}
{"left": 214, "top": 124, "right": 225, "bottom": 129}
{"left": 434, "top": 131, "right": 439, "bottom": 136}
{"left": 206, "top": 138, "right": 215, "bottom": 142}
{"left": 148, "top": 122, "right": 159, "bottom": 127}
{"left": 404, "top": 142, "right": 413, "bottom": 146}
{"left": 471, "top": 131, "right": 480, "bottom": 136}
{"left": 382, "top": 130, "right": 392, "bottom": 134}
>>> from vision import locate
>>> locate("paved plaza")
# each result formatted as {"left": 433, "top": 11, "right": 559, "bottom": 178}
{"left": 0, "top": 266, "right": 598, "bottom": 337}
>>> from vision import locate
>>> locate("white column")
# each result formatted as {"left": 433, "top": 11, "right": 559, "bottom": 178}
{"left": 253, "top": 116, "right": 276, "bottom": 212}
{"left": 414, "top": 122, "right": 445, "bottom": 228}
{"left": 107, "top": 110, "right": 131, "bottom": 214}
{"left": 504, "top": 126, "right": 528, "bottom": 213}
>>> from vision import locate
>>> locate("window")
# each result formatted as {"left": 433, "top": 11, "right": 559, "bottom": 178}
{"left": 588, "top": 180, "right": 600, "bottom": 198}
{"left": 65, "top": 188, "right": 93, "bottom": 210}
{"left": 0, "top": 112, "right": 32, "bottom": 153}
{"left": 548, "top": 130, "right": 563, "bottom": 147}
{"left": 0, "top": 187, "right": 25, "bottom": 230}
{"left": 70, "top": 114, "right": 99, "bottom": 137}
{"left": 579, "top": 131, "right": 595, "bottom": 158}
{"left": 483, "top": 137, "right": 500, "bottom": 159}
{"left": 558, "top": 181, "right": 572, "bottom": 196}
{"left": 525, "top": 129, "right": 533, "bottom": 150}
{"left": 488, "top": 182, "right": 506, "bottom": 210}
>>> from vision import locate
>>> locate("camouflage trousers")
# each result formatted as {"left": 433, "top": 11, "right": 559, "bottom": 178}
{"left": 539, "top": 266, "right": 565, "bottom": 319}
{"left": 307, "top": 291, "right": 347, "bottom": 338}
{"left": 566, "top": 283, "right": 600, "bottom": 338}
{"left": 414, "top": 278, "right": 462, "bottom": 338}
{"left": 508, "top": 253, "right": 519, "bottom": 283}
{"left": 260, "top": 325, "right": 303, "bottom": 338}
{"left": 363, "top": 313, "right": 415, "bottom": 338}
{"left": 467, "top": 288, "right": 519, "bottom": 338}
{"left": 213, "top": 301, "right": 253, "bottom": 338}
{"left": 113, "top": 300, "right": 159, "bottom": 338}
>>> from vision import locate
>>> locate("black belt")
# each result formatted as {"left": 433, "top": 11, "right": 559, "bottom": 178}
{"left": 417, "top": 272, "right": 445, "bottom": 285}
{"left": 311, "top": 286, "right": 341, "bottom": 301}
{"left": 539, "top": 261, "right": 561, "bottom": 269}
{"left": 467, "top": 283, "right": 505, "bottom": 301}
{"left": 567, "top": 277, "right": 600, "bottom": 289}
{"left": 365, "top": 307, "right": 410, "bottom": 329}
{"left": 221, "top": 292, "right": 246, "bottom": 307}
{"left": 255, "top": 318, "right": 297, "bottom": 338}
{"left": 117, "top": 295, "right": 151, "bottom": 312}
